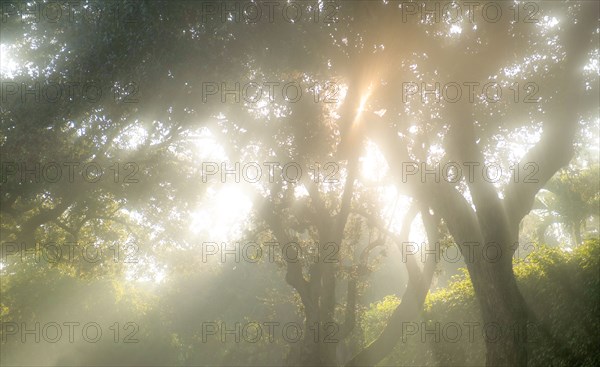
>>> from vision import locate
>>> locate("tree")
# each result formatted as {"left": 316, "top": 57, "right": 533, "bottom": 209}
{"left": 533, "top": 165, "right": 600, "bottom": 246}
{"left": 1, "top": 1, "right": 598, "bottom": 366}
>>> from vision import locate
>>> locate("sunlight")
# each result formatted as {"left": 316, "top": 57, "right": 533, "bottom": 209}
{"left": 357, "top": 92, "right": 370, "bottom": 115}
{"left": 0, "top": 44, "right": 19, "bottom": 77}
{"left": 506, "top": 128, "right": 542, "bottom": 163}
{"left": 584, "top": 50, "right": 599, "bottom": 74}
{"left": 4, "top": 2, "right": 599, "bottom": 364}
{"left": 377, "top": 186, "right": 427, "bottom": 245}
{"left": 192, "top": 127, "right": 228, "bottom": 160}
{"left": 189, "top": 186, "right": 253, "bottom": 241}
{"left": 126, "top": 258, "right": 167, "bottom": 284}
{"left": 540, "top": 16, "right": 560, "bottom": 29}
{"left": 360, "top": 139, "right": 389, "bottom": 182}
{"left": 115, "top": 122, "right": 148, "bottom": 150}
{"left": 294, "top": 184, "right": 309, "bottom": 198}
{"left": 449, "top": 25, "right": 462, "bottom": 35}
{"left": 355, "top": 84, "right": 374, "bottom": 121}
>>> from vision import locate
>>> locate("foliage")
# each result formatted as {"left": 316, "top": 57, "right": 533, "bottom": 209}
{"left": 364, "top": 239, "right": 600, "bottom": 366}
{"left": 0, "top": 0, "right": 598, "bottom": 365}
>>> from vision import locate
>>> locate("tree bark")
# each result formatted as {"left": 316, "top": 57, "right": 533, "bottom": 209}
{"left": 346, "top": 204, "right": 439, "bottom": 367}
{"left": 467, "top": 235, "right": 529, "bottom": 367}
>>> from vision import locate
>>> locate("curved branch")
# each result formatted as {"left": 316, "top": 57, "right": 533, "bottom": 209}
{"left": 346, "top": 202, "right": 440, "bottom": 367}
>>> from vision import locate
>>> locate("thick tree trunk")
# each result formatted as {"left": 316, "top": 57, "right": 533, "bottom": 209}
{"left": 469, "top": 250, "right": 528, "bottom": 366}
{"left": 281, "top": 162, "right": 358, "bottom": 367}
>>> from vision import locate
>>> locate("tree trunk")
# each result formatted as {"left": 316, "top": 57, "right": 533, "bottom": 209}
{"left": 466, "top": 233, "right": 528, "bottom": 367}
{"left": 346, "top": 205, "right": 439, "bottom": 367}
{"left": 345, "top": 278, "right": 428, "bottom": 367}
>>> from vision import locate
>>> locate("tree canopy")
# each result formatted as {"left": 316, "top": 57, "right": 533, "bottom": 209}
{"left": 1, "top": 1, "right": 598, "bottom": 366}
